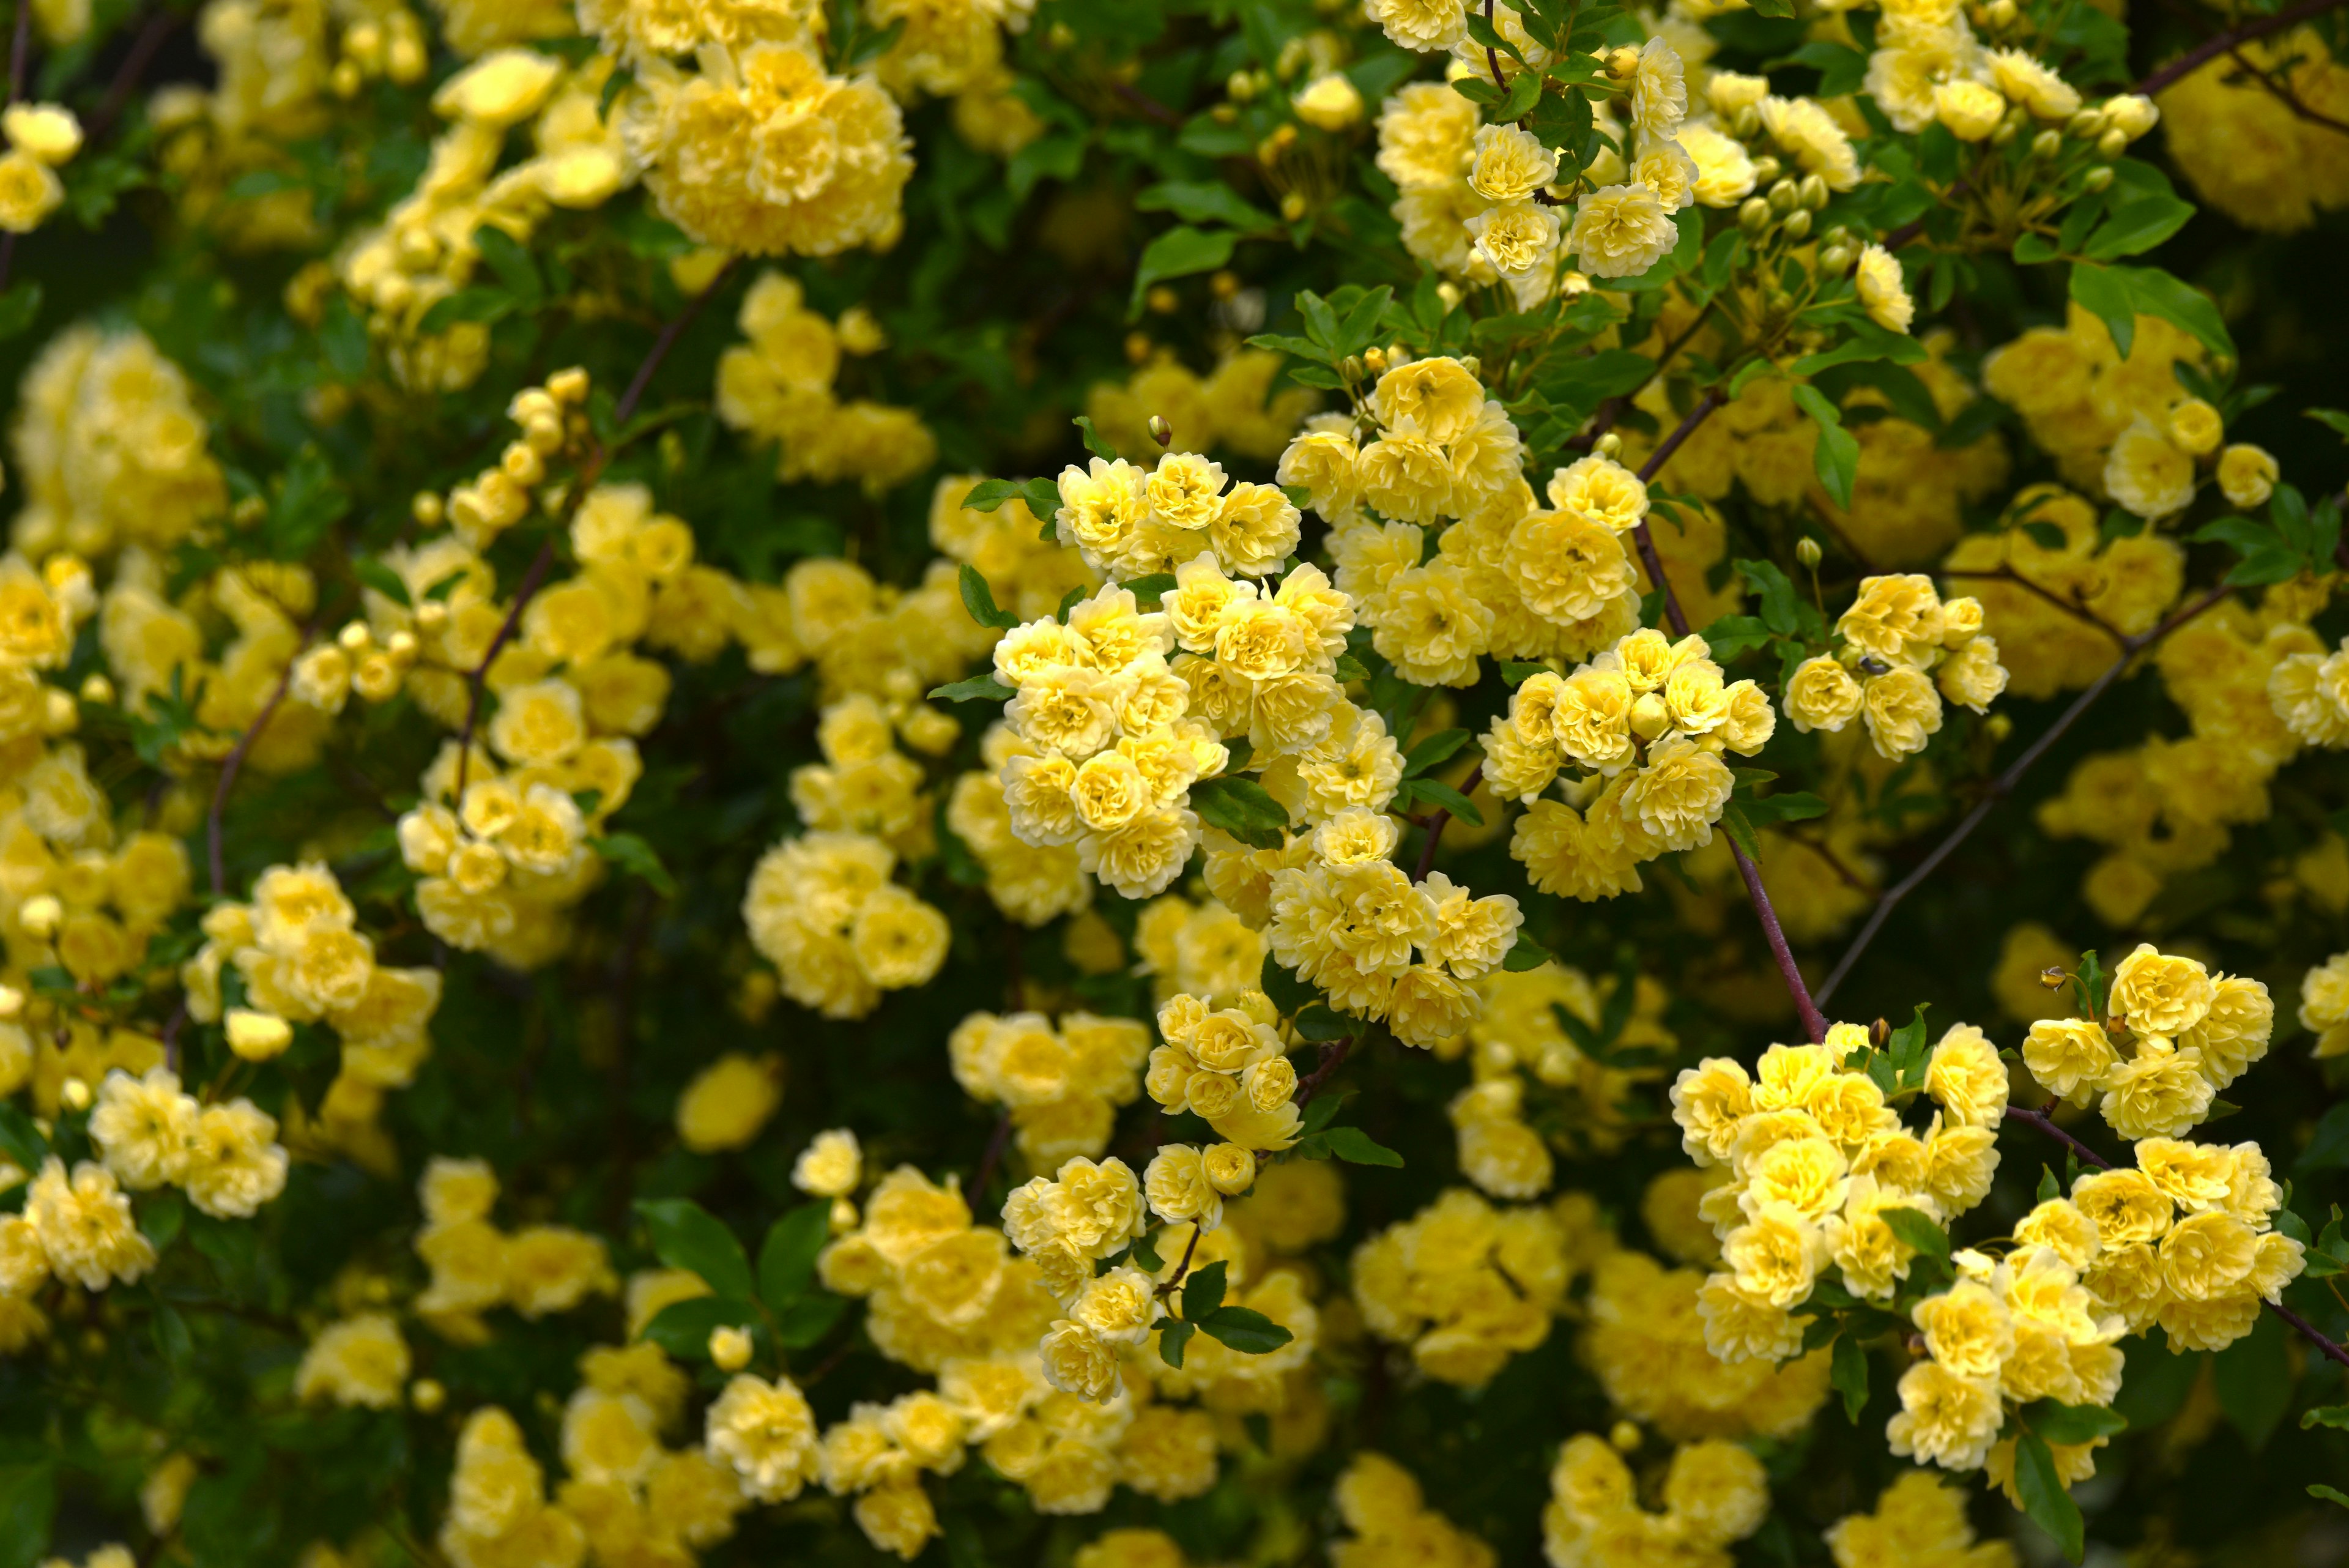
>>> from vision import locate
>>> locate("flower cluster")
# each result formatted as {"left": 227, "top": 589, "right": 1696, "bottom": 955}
{"left": 1084, "top": 349, "right": 1315, "bottom": 463}
{"left": 1782, "top": 574, "right": 2008, "bottom": 761}
{"left": 714, "top": 272, "right": 937, "bottom": 493}
{"left": 2019, "top": 943, "right": 2274, "bottom": 1138}
{"left": 949, "top": 1008, "right": 1152, "bottom": 1167}
{"left": 1350, "top": 1186, "right": 1583, "bottom": 1386}
{"left": 1327, "top": 1451, "right": 1494, "bottom": 1568}
{"left": 1494, "top": 628, "right": 1773, "bottom": 901}
{"left": 13, "top": 326, "right": 225, "bottom": 557}
{"left": 946, "top": 723, "right": 1093, "bottom": 926}
{"left": 1581, "top": 1247, "right": 1832, "bottom": 1440}
{"left": 1672, "top": 1026, "right": 2007, "bottom": 1359}
{"left": 1245, "top": 808, "right": 1521, "bottom": 1046}
{"left": 741, "top": 830, "right": 949, "bottom": 1019}
{"left": 1823, "top": 1471, "right": 2016, "bottom": 1568}
{"left": 1131, "top": 891, "right": 1264, "bottom": 1006}
{"left": 1542, "top": 1431, "right": 1769, "bottom": 1568}
{"left": 0, "top": 103, "right": 81, "bottom": 237}
{"left": 818, "top": 1164, "right": 1056, "bottom": 1374}
{"left": 998, "top": 1155, "right": 1151, "bottom": 1400}
{"left": 412, "top": 1156, "right": 618, "bottom": 1336}
{"left": 1052, "top": 443, "right": 1302, "bottom": 584}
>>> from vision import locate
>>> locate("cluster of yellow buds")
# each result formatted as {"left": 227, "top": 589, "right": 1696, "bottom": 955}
{"left": 293, "top": 619, "right": 423, "bottom": 714}
{"left": 423, "top": 367, "right": 592, "bottom": 548}
{"left": 327, "top": 7, "right": 431, "bottom": 99}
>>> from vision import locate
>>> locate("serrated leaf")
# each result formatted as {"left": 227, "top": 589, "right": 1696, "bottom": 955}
{"left": 1323, "top": 1126, "right": 1404, "bottom": 1167}
{"left": 1158, "top": 1318, "right": 1196, "bottom": 1367}
{"left": 1182, "top": 1259, "right": 1229, "bottom": 1320}
{"left": 758, "top": 1202, "right": 831, "bottom": 1310}
{"left": 1400, "top": 727, "right": 1470, "bottom": 779}
{"left": 1198, "top": 1304, "right": 1293, "bottom": 1354}
{"left": 1192, "top": 774, "right": 1291, "bottom": 849}
{"left": 1831, "top": 1334, "right": 1869, "bottom": 1424}
{"left": 1789, "top": 385, "right": 1858, "bottom": 510}
{"left": 1072, "top": 415, "right": 1117, "bottom": 461}
{"left": 1879, "top": 1206, "right": 1951, "bottom": 1263}
{"left": 636, "top": 1199, "right": 755, "bottom": 1300}
{"left": 1405, "top": 778, "right": 1484, "bottom": 825}
{"left": 2013, "top": 1432, "right": 2085, "bottom": 1562}
{"left": 929, "top": 675, "right": 1015, "bottom": 704}
{"left": 2028, "top": 1399, "right": 2128, "bottom": 1445}
{"left": 958, "top": 562, "right": 1022, "bottom": 630}
{"left": 641, "top": 1295, "right": 758, "bottom": 1361}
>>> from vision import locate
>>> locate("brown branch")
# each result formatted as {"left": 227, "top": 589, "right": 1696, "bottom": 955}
{"left": 1630, "top": 388, "right": 1726, "bottom": 639}
{"left": 1411, "top": 761, "right": 1483, "bottom": 882}
{"left": 207, "top": 625, "right": 313, "bottom": 896}
{"left": 1483, "top": 0, "right": 1507, "bottom": 94}
{"left": 1816, "top": 582, "right": 2229, "bottom": 1005}
{"left": 2151, "top": 0, "right": 2349, "bottom": 133}
{"left": 1159, "top": 1221, "right": 1204, "bottom": 1293}
{"left": 1734, "top": 839, "right": 1828, "bottom": 1042}
{"left": 1568, "top": 310, "right": 1720, "bottom": 454}
{"left": 1293, "top": 1035, "right": 1356, "bottom": 1105}
{"left": 2003, "top": 1104, "right": 2349, "bottom": 1371}
{"left": 2137, "top": 0, "right": 2349, "bottom": 96}
{"left": 87, "top": 8, "right": 179, "bottom": 142}
{"left": 1110, "top": 80, "right": 1180, "bottom": 127}
{"left": 965, "top": 1111, "right": 1013, "bottom": 1212}
{"left": 1941, "top": 565, "right": 2126, "bottom": 645}
{"left": 451, "top": 256, "right": 741, "bottom": 803}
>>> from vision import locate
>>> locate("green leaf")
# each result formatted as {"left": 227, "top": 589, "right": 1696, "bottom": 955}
{"left": 0, "top": 1102, "right": 45, "bottom": 1174}
{"left": 2069, "top": 262, "right": 2136, "bottom": 360}
{"left": 1072, "top": 415, "right": 1117, "bottom": 461}
{"left": 773, "top": 1292, "right": 847, "bottom": 1349}
{"left": 354, "top": 555, "right": 412, "bottom": 608}
{"left": 635, "top": 1198, "right": 756, "bottom": 1300}
{"left": 2312, "top": 1484, "right": 2349, "bottom": 1510}
{"left": 1831, "top": 1333, "right": 1869, "bottom": 1424}
{"left": 1123, "top": 572, "right": 1178, "bottom": 608}
{"left": 640, "top": 1294, "right": 759, "bottom": 1361}
{"left": 2028, "top": 1400, "right": 2128, "bottom": 1445}
{"left": 1787, "top": 321, "right": 1929, "bottom": 376}
{"left": 1789, "top": 385, "right": 1858, "bottom": 510}
{"left": 1132, "top": 226, "right": 1240, "bottom": 317}
{"left": 1182, "top": 1258, "right": 1229, "bottom": 1320}
{"left": 1504, "top": 932, "right": 1554, "bottom": 972}
{"left": 1400, "top": 727, "right": 1470, "bottom": 778}
{"left": 417, "top": 285, "right": 514, "bottom": 335}
{"left": 0, "top": 281, "right": 40, "bottom": 342}
{"left": 961, "top": 477, "right": 1059, "bottom": 519}
{"left": 1403, "top": 778, "right": 1483, "bottom": 825}
{"left": 2298, "top": 1102, "right": 2349, "bottom": 1173}
{"left": 1293, "top": 1004, "right": 1352, "bottom": 1042}
{"left": 2303, "top": 1405, "right": 2349, "bottom": 1430}
{"left": 1888, "top": 1004, "right": 1932, "bottom": 1088}
{"left": 1129, "top": 1229, "right": 1165, "bottom": 1273}
{"left": 1259, "top": 953, "right": 1319, "bottom": 1014}
{"left": 591, "top": 832, "right": 678, "bottom": 898}
{"left": 1198, "top": 1304, "right": 1293, "bottom": 1354}
{"left": 1191, "top": 774, "right": 1291, "bottom": 849}
{"left": 930, "top": 675, "right": 1014, "bottom": 704}
{"left": 1335, "top": 652, "right": 1370, "bottom": 682}
{"left": 1732, "top": 559, "right": 1817, "bottom": 639}
{"left": 2013, "top": 1432, "right": 2085, "bottom": 1562}
{"left": 1717, "top": 801, "right": 1762, "bottom": 862}
{"left": 2213, "top": 1311, "right": 2293, "bottom": 1449}
{"left": 2113, "top": 263, "right": 2235, "bottom": 361}
{"left": 140, "top": 1191, "right": 185, "bottom": 1253}
{"left": 2308, "top": 407, "right": 2349, "bottom": 441}
{"left": 758, "top": 1202, "right": 832, "bottom": 1309}
{"left": 1137, "top": 180, "right": 1278, "bottom": 234}
{"left": 1879, "top": 1206, "right": 1951, "bottom": 1263}
{"left": 1748, "top": 0, "right": 1795, "bottom": 17}
{"left": 1781, "top": 40, "right": 1868, "bottom": 95}
{"left": 473, "top": 225, "right": 544, "bottom": 306}
{"left": 2082, "top": 193, "right": 2194, "bottom": 259}
{"left": 0, "top": 1463, "right": 56, "bottom": 1568}
{"left": 958, "top": 562, "right": 1022, "bottom": 630}
{"left": 272, "top": 445, "right": 349, "bottom": 557}
{"left": 1158, "top": 1318, "right": 1197, "bottom": 1368}
{"left": 1497, "top": 64, "right": 1543, "bottom": 121}
{"left": 1323, "top": 1126, "right": 1405, "bottom": 1167}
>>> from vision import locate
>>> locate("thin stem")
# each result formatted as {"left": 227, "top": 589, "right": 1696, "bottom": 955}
{"left": 1734, "top": 841, "right": 1827, "bottom": 1042}
{"left": 2151, "top": 0, "right": 2349, "bottom": 133}
{"left": 1293, "top": 1036, "right": 1356, "bottom": 1105}
{"left": 2136, "top": 0, "right": 2349, "bottom": 96}
{"left": 207, "top": 625, "right": 313, "bottom": 896}
{"left": 1160, "top": 1222, "right": 1204, "bottom": 1293}
{"left": 451, "top": 258, "right": 741, "bottom": 803}
{"left": 1816, "top": 583, "right": 2227, "bottom": 1006}
{"left": 1629, "top": 389, "right": 1724, "bottom": 637}
{"left": 2002, "top": 1104, "right": 2349, "bottom": 1371}
{"left": 7, "top": 0, "right": 29, "bottom": 105}
{"left": 1410, "top": 761, "right": 1483, "bottom": 883}
{"left": 1940, "top": 565, "right": 2125, "bottom": 645}
{"left": 1483, "top": 0, "right": 1507, "bottom": 94}
{"left": 965, "top": 1111, "right": 1013, "bottom": 1212}
{"left": 87, "top": 7, "right": 179, "bottom": 141}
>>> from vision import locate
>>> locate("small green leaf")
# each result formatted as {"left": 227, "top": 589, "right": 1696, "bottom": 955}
{"left": 773, "top": 1292, "right": 847, "bottom": 1349}
{"left": 958, "top": 562, "right": 1022, "bottom": 630}
{"left": 1131, "top": 226, "right": 1241, "bottom": 318}
{"left": 1129, "top": 1229, "right": 1165, "bottom": 1273}
{"left": 1831, "top": 1334, "right": 1869, "bottom": 1424}
{"left": 1191, "top": 775, "right": 1291, "bottom": 850}
{"left": 1197, "top": 1304, "right": 1293, "bottom": 1354}
{"left": 635, "top": 1198, "right": 756, "bottom": 1300}
{"left": 1182, "top": 1259, "right": 1229, "bottom": 1320}
{"left": 1790, "top": 385, "right": 1858, "bottom": 510}
{"left": 640, "top": 1294, "right": 758, "bottom": 1361}
{"left": 1323, "top": 1126, "right": 1403, "bottom": 1167}
{"left": 2069, "top": 262, "right": 2136, "bottom": 360}
{"left": 1404, "top": 778, "right": 1483, "bottom": 825}
{"left": 1503, "top": 933, "right": 1554, "bottom": 972}
{"left": 1158, "top": 1318, "right": 1196, "bottom": 1368}
{"left": 1258, "top": 953, "right": 1319, "bottom": 1014}
{"left": 1123, "top": 572, "right": 1178, "bottom": 608}
{"left": 1879, "top": 1206, "right": 1951, "bottom": 1263}
{"left": 2311, "top": 1484, "right": 2349, "bottom": 1510}
{"left": 929, "top": 675, "right": 1015, "bottom": 704}
{"left": 2304, "top": 1404, "right": 2349, "bottom": 1431}
{"left": 591, "top": 833, "right": 678, "bottom": 898}
{"left": 354, "top": 556, "right": 412, "bottom": 608}
{"left": 757, "top": 1202, "right": 831, "bottom": 1310}
{"left": 1400, "top": 727, "right": 1471, "bottom": 779}
{"left": 2027, "top": 1400, "right": 2128, "bottom": 1445}
{"left": 0, "top": 281, "right": 42, "bottom": 341}
{"left": 2013, "top": 1432, "right": 2085, "bottom": 1562}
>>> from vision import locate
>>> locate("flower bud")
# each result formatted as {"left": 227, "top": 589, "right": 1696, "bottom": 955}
{"left": 2096, "top": 126, "right": 2128, "bottom": 158}
{"left": 1987, "top": 0, "right": 2016, "bottom": 23}
{"left": 19, "top": 894, "right": 60, "bottom": 939}
{"left": 1738, "top": 196, "right": 1773, "bottom": 234}
{"left": 1795, "top": 537, "right": 1822, "bottom": 569}
{"left": 411, "top": 1379, "right": 445, "bottom": 1413}
{"left": 78, "top": 672, "right": 113, "bottom": 705}
{"left": 1339, "top": 354, "right": 1365, "bottom": 381}
{"left": 1594, "top": 432, "right": 1623, "bottom": 458}
{"left": 1798, "top": 173, "right": 1828, "bottom": 210}
{"left": 1767, "top": 177, "right": 1798, "bottom": 212}
{"left": 61, "top": 1077, "right": 90, "bottom": 1112}
{"left": 1607, "top": 45, "right": 1640, "bottom": 77}
{"left": 1630, "top": 691, "right": 1671, "bottom": 740}
{"left": 226, "top": 1008, "right": 295, "bottom": 1062}
{"left": 1818, "top": 244, "right": 1851, "bottom": 274}
{"left": 1148, "top": 414, "right": 1173, "bottom": 447}
{"left": 1781, "top": 207, "right": 1813, "bottom": 240}
{"left": 545, "top": 366, "right": 590, "bottom": 403}
{"left": 2030, "top": 128, "right": 2063, "bottom": 160}
{"left": 2081, "top": 165, "right": 2114, "bottom": 192}
{"left": 709, "top": 1326, "right": 753, "bottom": 1371}
{"left": 1748, "top": 153, "right": 1779, "bottom": 185}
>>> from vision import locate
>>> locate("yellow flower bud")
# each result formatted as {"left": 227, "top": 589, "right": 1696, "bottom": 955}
{"left": 226, "top": 1008, "right": 295, "bottom": 1061}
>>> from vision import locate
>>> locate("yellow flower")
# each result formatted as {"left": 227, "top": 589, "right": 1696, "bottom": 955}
{"left": 1854, "top": 245, "right": 1913, "bottom": 333}
{"left": 1567, "top": 182, "right": 1677, "bottom": 279}
{"left": 676, "top": 1053, "right": 784, "bottom": 1152}
{"left": 1292, "top": 72, "right": 1364, "bottom": 131}
{"left": 0, "top": 150, "right": 62, "bottom": 232}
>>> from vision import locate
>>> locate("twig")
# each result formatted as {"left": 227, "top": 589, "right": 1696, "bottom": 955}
{"left": 1109, "top": 80, "right": 1180, "bottom": 127}
{"left": 1734, "top": 840, "right": 1828, "bottom": 1042}
{"left": 1816, "top": 582, "right": 2230, "bottom": 1005}
{"left": 1483, "top": 0, "right": 1507, "bottom": 94}
{"left": 1292, "top": 1036, "right": 1356, "bottom": 1105}
{"left": 6, "top": 0, "right": 28, "bottom": 105}
{"left": 1941, "top": 565, "right": 2125, "bottom": 645}
{"left": 1160, "top": 1222, "right": 1204, "bottom": 1292}
{"left": 2002, "top": 1104, "right": 2349, "bottom": 1371}
{"left": 87, "top": 7, "right": 180, "bottom": 141}
{"left": 207, "top": 626, "right": 312, "bottom": 896}
{"left": 2137, "top": 0, "right": 2349, "bottom": 96}
{"left": 1567, "top": 310, "right": 1720, "bottom": 453}
{"left": 2151, "top": 0, "right": 2349, "bottom": 133}
{"left": 965, "top": 1111, "right": 1013, "bottom": 1212}
{"left": 451, "top": 256, "right": 741, "bottom": 802}
{"left": 1630, "top": 387, "right": 1726, "bottom": 639}
{"left": 1410, "top": 762, "right": 1483, "bottom": 882}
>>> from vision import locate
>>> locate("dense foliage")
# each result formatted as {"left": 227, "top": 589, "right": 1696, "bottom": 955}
{"left": 1, "top": 0, "right": 2347, "bottom": 1563}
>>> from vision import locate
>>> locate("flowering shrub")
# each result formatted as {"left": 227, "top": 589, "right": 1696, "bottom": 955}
{"left": 0, "top": 0, "right": 2346, "bottom": 1564}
